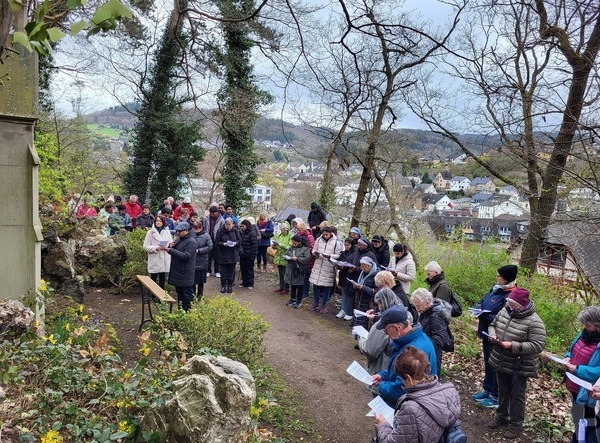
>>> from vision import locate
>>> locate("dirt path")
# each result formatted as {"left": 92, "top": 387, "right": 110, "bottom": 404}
{"left": 84, "top": 269, "right": 541, "bottom": 443}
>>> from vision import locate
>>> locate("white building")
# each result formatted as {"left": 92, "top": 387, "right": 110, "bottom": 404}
{"left": 477, "top": 196, "right": 525, "bottom": 219}
{"left": 449, "top": 176, "right": 471, "bottom": 192}
{"left": 246, "top": 184, "right": 272, "bottom": 205}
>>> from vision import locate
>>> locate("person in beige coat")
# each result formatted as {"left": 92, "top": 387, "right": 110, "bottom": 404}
{"left": 142, "top": 215, "right": 172, "bottom": 288}
{"left": 487, "top": 288, "right": 546, "bottom": 439}
{"left": 308, "top": 227, "right": 341, "bottom": 314}
{"left": 387, "top": 244, "right": 416, "bottom": 294}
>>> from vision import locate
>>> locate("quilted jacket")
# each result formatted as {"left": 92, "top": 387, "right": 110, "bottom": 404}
{"left": 388, "top": 251, "right": 416, "bottom": 294}
{"left": 309, "top": 234, "right": 342, "bottom": 287}
{"left": 358, "top": 319, "right": 392, "bottom": 375}
{"left": 376, "top": 377, "right": 461, "bottom": 443}
{"left": 488, "top": 303, "right": 546, "bottom": 377}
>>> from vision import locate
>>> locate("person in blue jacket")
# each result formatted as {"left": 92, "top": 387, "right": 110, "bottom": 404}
{"left": 371, "top": 305, "right": 437, "bottom": 407}
{"left": 471, "top": 264, "right": 518, "bottom": 408}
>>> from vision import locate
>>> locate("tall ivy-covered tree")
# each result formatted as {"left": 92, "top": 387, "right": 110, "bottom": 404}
{"left": 213, "top": 0, "right": 273, "bottom": 210}
{"left": 124, "top": 0, "right": 203, "bottom": 207}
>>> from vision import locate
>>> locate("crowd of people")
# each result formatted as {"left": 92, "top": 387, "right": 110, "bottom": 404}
{"left": 69, "top": 194, "right": 600, "bottom": 442}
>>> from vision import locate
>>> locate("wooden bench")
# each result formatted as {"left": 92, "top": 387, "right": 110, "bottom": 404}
{"left": 137, "top": 275, "right": 177, "bottom": 331}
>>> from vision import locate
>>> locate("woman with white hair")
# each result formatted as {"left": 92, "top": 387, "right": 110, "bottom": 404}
{"left": 424, "top": 261, "right": 452, "bottom": 303}
{"left": 411, "top": 288, "right": 452, "bottom": 377}
{"left": 350, "top": 256, "right": 378, "bottom": 328}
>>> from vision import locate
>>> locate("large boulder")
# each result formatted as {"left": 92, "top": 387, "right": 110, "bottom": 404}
{"left": 0, "top": 300, "right": 34, "bottom": 337}
{"left": 85, "top": 234, "right": 127, "bottom": 286}
{"left": 43, "top": 240, "right": 76, "bottom": 279}
{"left": 140, "top": 355, "right": 255, "bottom": 443}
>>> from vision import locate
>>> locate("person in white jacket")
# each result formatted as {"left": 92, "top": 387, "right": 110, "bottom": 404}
{"left": 388, "top": 244, "right": 416, "bottom": 294}
{"left": 308, "top": 227, "right": 341, "bottom": 314}
{"left": 143, "top": 215, "right": 172, "bottom": 288}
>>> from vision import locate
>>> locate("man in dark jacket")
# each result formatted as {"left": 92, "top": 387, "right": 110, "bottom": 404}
{"left": 192, "top": 221, "right": 212, "bottom": 301}
{"left": 239, "top": 219, "right": 258, "bottom": 289}
{"left": 162, "top": 222, "right": 197, "bottom": 311}
{"left": 135, "top": 204, "right": 155, "bottom": 229}
{"left": 203, "top": 205, "right": 226, "bottom": 277}
{"left": 215, "top": 218, "right": 242, "bottom": 293}
{"left": 307, "top": 201, "right": 327, "bottom": 238}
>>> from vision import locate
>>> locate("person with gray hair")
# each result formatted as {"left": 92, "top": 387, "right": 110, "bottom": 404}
{"left": 358, "top": 287, "right": 402, "bottom": 375}
{"left": 215, "top": 217, "right": 242, "bottom": 293}
{"left": 411, "top": 287, "right": 452, "bottom": 377}
{"left": 424, "top": 261, "right": 452, "bottom": 303}
{"left": 563, "top": 306, "right": 600, "bottom": 443}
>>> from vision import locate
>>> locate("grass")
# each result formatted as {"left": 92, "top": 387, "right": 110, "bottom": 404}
{"left": 86, "top": 124, "right": 123, "bottom": 138}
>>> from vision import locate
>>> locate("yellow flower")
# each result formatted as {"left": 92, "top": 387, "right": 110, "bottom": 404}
{"left": 40, "top": 429, "right": 63, "bottom": 443}
{"left": 65, "top": 323, "right": 71, "bottom": 331}
{"left": 78, "top": 304, "right": 84, "bottom": 313}
{"left": 39, "top": 284, "right": 47, "bottom": 292}
{"left": 139, "top": 345, "right": 151, "bottom": 356}
{"left": 123, "top": 371, "right": 132, "bottom": 379}
{"left": 81, "top": 315, "right": 89, "bottom": 321}
{"left": 118, "top": 421, "right": 133, "bottom": 434}
{"left": 42, "top": 334, "right": 57, "bottom": 344}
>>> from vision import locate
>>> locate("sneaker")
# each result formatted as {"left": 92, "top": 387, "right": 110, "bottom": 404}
{"left": 479, "top": 397, "right": 499, "bottom": 408}
{"left": 487, "top": 416, "right": 508, "bottom": 429}
{"left": 206, "top": 272, "right": 211, "bottom": 277}
{"left": 247, "top": 286, "right": 253, "bottom": 290}
{"left": 336, "top": 310, "right": 346, "bottom": 319}
{"left": 319, "top": 305, "right": 328, "bottom": 314}
{"left": 286, "top": 299, "right": 296, "bottom": 306}
{"left": 215, "top": 272, "right": 221, "bottom": 278}
{"left": 293, "top": 302, "right": 302, "bottom": 309}
{"left": 239, "top": 284, "right": 246, "bottom": 288}
{"left": 308, "top": 303, "right": 319, "bottom": 311}
{"left": 472, "top": 390, "right": 490, "bottom": 401}
{"left": 344, "top": 315, "right": 353, "bottom": 321}
{"left": 220, "top": 286, "right": 226, "bottom": 293}
{"left": 503, "top": 426, "right": 522, "bottom": 439}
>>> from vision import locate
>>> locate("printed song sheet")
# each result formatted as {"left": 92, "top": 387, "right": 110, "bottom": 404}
{"left": 566, "top": 372, "right": 593, "bottom": 391}
{"left": 352, "top": 326, "right": 369, "bottom": 339}
{"left": 346, "top": 361, "right": 373, "bottom": 385}
{"left": 367, "top": 396, "right": 395, "bottom": 424}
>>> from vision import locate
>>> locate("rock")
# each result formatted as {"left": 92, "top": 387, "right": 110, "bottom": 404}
{"left": 139, "top": 355, "right": 255, "bottom": 443}
{"left": 0, "top": 300, "right": 34, "bottom": 337}
{"left": 43, "top": 240, "right": 76, "bottom": 279}
{"left": 86, "top": 235, "right": 127, "bottom": 286}
{"left": 0, "top": 385, "right": 6, "bottom": 399}
{"left": 58, "top": 276, "right": 85, "bottom": 303}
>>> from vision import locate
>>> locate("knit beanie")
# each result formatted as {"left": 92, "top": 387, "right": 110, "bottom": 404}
{"left": 497, "top": 265, "right": 518, "bottom": 283}
{"left": 508, "top": 288, "right": 530, "bottom": 306}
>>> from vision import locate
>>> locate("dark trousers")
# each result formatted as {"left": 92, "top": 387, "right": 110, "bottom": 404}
{"left": 175, "top": 286, "right": 194, "bottom": 311}
{"left": 571, "top": 396, "right": 599, "bottom": 443}
{"left": 303, "top": 272, "right": 311, "bottom": 298}
{"left": 291, "top": 285, "right": 303, "bottom": 303}
{"left": 150, "top": 272, "right": 166, "bottom": 289}
{"left": 256, "top": 246, "right": 268, "bottom": 267}
{"left": 278, "top": 265, "right": 289, "bottom": 291}
{"left": 220, "top": 263, "right": 236, "bottom": 287}
{"left": 354, "top": 288, "right": 372, "bottom": 328}
{"left": 482, "top": 338, "right": 499, "bottom": 397}
{"left": 194, "top": 269, "right": 206, "bottom": 300}
{"left": 496, "top": 371, "right": 528, "bottom": 429}
{"left": 208, "top": 248, "right": 220, "bottom": 273}
{"left": 240, "top": 256, "right": 255, "bottom": 287}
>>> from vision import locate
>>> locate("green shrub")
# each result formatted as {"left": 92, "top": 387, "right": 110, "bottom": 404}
{"left": 121, "top": 228, "right": 149, "bottom": 290}
{"left": 156, "top": 296, "right": 270, "bottom": 367}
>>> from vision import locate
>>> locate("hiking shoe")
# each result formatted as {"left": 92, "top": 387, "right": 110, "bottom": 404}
{"left": 226, "top": 286, "right": 233, "bottom": 293}
{"left": 472, "top": 390, "right": 490, "bottom": 401}
{"left": 215, "top": 272, "right": 221, "bottom": 278}
{"left": 220, "top": 286, "right": 226, "bottom": 293}
{"left": 336, "top": 310, "right": 346, "bottom": 318}
{"left": 503, "top": 426, "right": 522, "bottom": 439}
{"left": 293, "top": 302, "right": 302, "bottom": 309}
{"left": 206, "top": 272, "right": 211, "bottom": 277}
{"left": 319, "top": 305, "right": 328, "bottom": 314}
{"left": 247, "top": 286, "right": 253, "bottom": 290}
{"left": 308, "top": 303, "right": 319, "bottom": 311}
{"left": 344, "top": 315, "right": 353, "bottom": 321}
{"left": 286, "top": 299, "right": 296, "bottom": 306}
{"left": 479, "top": 397, "right": 499, "bottom": 408}
{"left": 487, "top": 416, "right": 508, "bottom": 429}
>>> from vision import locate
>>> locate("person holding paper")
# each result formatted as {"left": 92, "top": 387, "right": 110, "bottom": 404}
{"left": 272, "top": 222, "right": 292, "bottom": 295}
{"left": 387, "top": 244, "right": 416, "bottom": 294}
{"left": 371, "top": 235, "right": 390, "bottom": 268}
{"left": 161, "top": 222, "right": 197, "bottom": 311}
{"left": 308, "top": 227, "right": 342, "bottom": 314}
{"left": 142, "top": 215, "right": 173, "bottom": 289}
{"left": 238, "top": 219, "right": 258, "bottom": 290}
{"left": 192, "top": 220, "right": 212, "bottom": 300}
{"left": 371, "top": 306, "right": 437, "bottom": 407}
{"left": 335, "top": 238, "right": 359, "bottom": 321}
{"left": 472, "top": 264, "right": 518, "bottom": 408}
{"left": 351, "top": 256, "right": 379, "bottom": 328}
{"left": 215, "top": 218, "right": 242, "bottom": 294}
{"left": 487, "top": 288, "right": 546, "bottom": 439}
{"left": 564, "top": 306, "right": 600, "bottom": 443}
{"left": 284, "top": 235, "right": 311, "bottom": 308}
{"left": 374, "top": 346, "right": 460, "bottom": 443}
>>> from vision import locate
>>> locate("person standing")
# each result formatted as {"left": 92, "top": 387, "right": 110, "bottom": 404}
{"left": 307, "top": 201, "right": 327, "bottom": 239}
{"left": 387, "top": 244, "right": 416, "bottom": 294}
{"left": 335, "top": 238, "right": 358, "bottom": 321}
{"left": 272, "top": 222, "right": 292, "bottom": 294}
{"left": 203, "top": 205, "right": 225, "bottom": 277}
{"left": 124, "top": 195, "right": 143, "bottom": 228}
{"left": 472, "top": 264, "right": 518, "bottom": 408}
{"left": 350, "top": 256, "right": 379, "bottom": 327}
{"left": 215, "top": 218, "right": 242, "bottom": 293}
{"left": 308, "top": 227, "right": 341, "bottom": 314}
{"left": 160, "top": 222, "right": 196, "bottom": 311}
{"left": 424, "top": 261, "right": 452, "bottom": 303}
{"left": 192, "top": 220, "right": 212, "bottom": 300}
{"left": 136, "top": 204, "right": 155, "bottom": 229}
{"left": 142, "top": 215, "right": 172, "bottom": 289}
{"left": 487, "top": 288, "right": 546, "bottom": 439}
{"left": 284, "top": 235, "right": 311, "bottom": 309}
{"left": 371, "top": 235, "right": 390, "bottom": 268}
{"left": 239, "top": 219, "right": 258, "bottom": 289}
{"left": 256, "top": 212, "right": 274, "bottom": 273}
{"left": 173, "top": 196, "right": 194, "bottom": 221}
{"left": 222, "top": 204, "right": 239, "bottom": 226}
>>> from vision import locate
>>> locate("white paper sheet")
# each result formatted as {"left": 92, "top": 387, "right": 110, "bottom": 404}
{"left": 468, "top": 308, "right": 491, "bottom": 317}
{"left": 283, "top": 255, "right": 292, "bottom": 260}
{"left": 546, "top": 353, "right": 567, "bottom": 365}
{"left": 367, "top": 396, "right": 395, "bottom": 425}
{"left": 346, "top": 361, "right": 373, "bottom": 385}
{"left": 352, "top": 326, "right": 369, "bottom": 339}
{"left": 354, "top": 309, "right": 368, "bottom": 317}
{"left": 159, "top": 240, "right": 169, "bottom": 247}
{"left": 566, "top": 372, "right": 594, "bottom": 391}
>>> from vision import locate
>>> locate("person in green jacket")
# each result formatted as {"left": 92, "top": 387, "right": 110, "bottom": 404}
{"left": 272, "top": 222, "right": 292, "bottom": 294}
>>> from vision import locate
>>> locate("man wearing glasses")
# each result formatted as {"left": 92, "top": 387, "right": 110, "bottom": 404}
{"left": 371, "top": 305, "right": 438, "bottom": 407}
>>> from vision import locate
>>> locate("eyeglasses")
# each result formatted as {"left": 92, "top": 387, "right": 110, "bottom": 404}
{"left": 383, "top": 324, "right": 397, "bottom": 334}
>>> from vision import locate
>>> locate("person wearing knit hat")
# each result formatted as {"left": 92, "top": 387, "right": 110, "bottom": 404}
{"left": 349, "top": 254, "right": 379, "bottom": 328}
{"left": 272, "top": 221, "right": 293, "bottom": 294}
{"left": 371, "top": 235, "right": 390, "bottom": 268}
{"left": 497, "top": 265, "right": 518, "bottom": 283}
{"left": 307, "top": 200, "right": 327, "bottom": 239}
{"left": 335, "top": 237, "right": 358, "bottom": 321}
{"left": 488, "top": 287, "right": 546, "bottom": 439}
{"left": 349, "top": 226, "right": 361, "bottom": 241}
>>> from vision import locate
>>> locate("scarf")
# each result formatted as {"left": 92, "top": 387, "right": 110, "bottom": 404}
{"left": 581, "top": 329, "right": 600, "bottom": 345}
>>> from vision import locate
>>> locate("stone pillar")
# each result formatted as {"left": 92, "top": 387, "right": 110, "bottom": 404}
{"left": 0, "top": 40, "right": 41, "bottom": 301}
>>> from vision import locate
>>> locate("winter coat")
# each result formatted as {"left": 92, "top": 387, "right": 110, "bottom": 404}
{"left": 272, "top": 230, "right": 292, "bottom": 266}
{"left": 356, "top": 264, "right": 379, "bottom": 301}
{"left": 489, "top": 303, "right": 546, "bottom": 378}
{"left": 419, "top": 299, "right": 452, "bottom": 364}
{"left": 475, "top": 285, "right": 513, "bottom": 338}
{"left": 377, "top": 324, "right": 438, "bottom": 406}
{"left": 194, "top": 231, "right": 213, "bottom": 271}
{"left": 215, "top": 226, "right": 242, "bottom": 264}
{"left": 136, "top": 213, "right": 155, "bottom": 229}
{"left": 284, "top": 244, "right": 311, "bottom": 286}
{"left": 373, "top": 240, "right": 390, "bottom": 268}
{"left": 167, "top": 232, "right": 197, "bottom": 287}
{"left": 425, "top": 272, "right": 452, "bottom": 303}
{"left": 309, "top": 234, "right": 342, "bottom": 287}
{"left": 392, "top": 284, "right": 418, "bottom": 323}
{"left": 347, "top": 241, "right": 377, "bottom": 282}
{"left": 566, "top": 332, "right": 600, "bottom": 408}
{"left": 257, "top": 219, "right": 275, "bottom": 247}
{"left": 239, "top": 225, "right": 258, "bottom": 258}
{"left": 125, "top": 201, "right": 142, "bottom": 221}
{"left": 359, "top": 319, "right": 393, "bottom": 375}
{"left": 173, "top": 202, "right": 194, "bottom": 221}
{"left": 388, "top": 251, "right": 416, "bottom": 294}
{"left": 376, "top": 377, "right": 461, "bottom": 443}
{"left": 203, "top": 214, "right": 225, "bottom": 240}
{"left": 307, "top": 206, "right": 327, "bottom": 231}
{"left": 143, "top": 226, "right": 172, "bottom": 274}
{"left": 337, "top": 245, "right": 358, "bottom": 291}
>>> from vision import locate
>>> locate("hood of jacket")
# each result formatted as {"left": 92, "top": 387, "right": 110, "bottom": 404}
{"left": 402, "top": 377, "right": 460, "bottom": 428}
{"left": 425, "top": 272, "right": 446, "bottom": 286}
{"left": 430, "top": 298, "right": 452, "bottom": 321}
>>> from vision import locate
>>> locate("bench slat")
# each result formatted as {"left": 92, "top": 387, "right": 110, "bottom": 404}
{"left": 136, "top": 275, "right": 176, "bottom": 303}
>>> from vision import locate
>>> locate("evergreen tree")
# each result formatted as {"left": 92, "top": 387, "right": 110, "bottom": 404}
{"left": 124, "top": 0, "right": 203, "bottom": 208}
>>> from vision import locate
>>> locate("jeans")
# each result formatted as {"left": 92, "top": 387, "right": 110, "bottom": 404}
{"left": 256, "top": 246, "right": 268, "bottom": 267}
{"left": 341, "top": 288, "right": 353, "bottom": 314}
{"left": 220, "top": 263, "right": 236, "bottom": 287}
{"left": 482, "top": 338, "right": 499, "bottom": 397}
{"left": 150, "top": 272, "right": 166, "bottom": 289}
{"left": 303, "top": 272, "right": 311, "bottom": 298}
{"left": 313, "top": 285, "right": 331, "bottom": 306}
{"left": 278, "top": 265, "right": 289, "bottom": 291}
{"left": 175, "top": 286, "right": 194, "bottom": 312}
{"left": 240, "top": 256, "right": 255, "bottom": 287}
